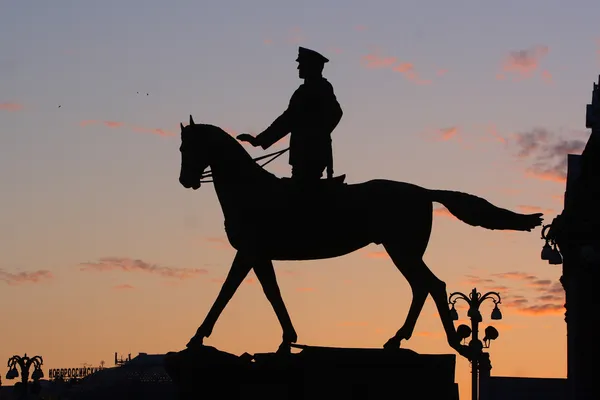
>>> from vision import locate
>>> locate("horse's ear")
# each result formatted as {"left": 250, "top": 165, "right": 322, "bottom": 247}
{"left": 189, "top": 115, "right": 195, "bottom": 125}
{"left": 180, "top": 123, "right": 185, "bottom": 131}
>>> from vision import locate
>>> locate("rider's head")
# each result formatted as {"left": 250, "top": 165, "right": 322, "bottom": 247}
{"left": 297, "top": 47, "right": 328, "bottom": 80}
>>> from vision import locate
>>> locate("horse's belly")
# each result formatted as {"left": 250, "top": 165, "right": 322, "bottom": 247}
{"left": 263, "top": 211, "right": 373, "bottom": 260}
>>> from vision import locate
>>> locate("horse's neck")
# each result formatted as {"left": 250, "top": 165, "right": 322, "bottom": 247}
{"left": 209, "top": 130, "right": 273, "bottom": 218}
{"left": 210, "top": 131, "right": 265, "bottom": 183}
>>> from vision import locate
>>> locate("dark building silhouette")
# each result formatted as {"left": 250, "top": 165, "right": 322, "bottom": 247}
{"left": 482, "top": 377, "right": 566, "bottom": 400}
{"left": 542, "top": 74, "right": 600, "bottom": 400}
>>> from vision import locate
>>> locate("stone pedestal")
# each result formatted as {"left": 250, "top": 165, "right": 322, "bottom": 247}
{"left": 164, "top": 345, "right": 459, "bottom": 400}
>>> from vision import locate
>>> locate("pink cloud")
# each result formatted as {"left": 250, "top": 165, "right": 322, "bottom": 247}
{"left": 541, "top": 70, "right": 553, "bottom": 83}
{"left": 392, "top": 63, "right": 432, "bottom": 85}
{"left": 80, "top": 120, "right": 98, "bottom": 127}
{"left": 130, "top": 125, "right": 175, "bottom": 137}
{"left": 0, "top": 269, "right": 54, "bottom": 285}
{"left": 0, "top": 102, "right": 24, "bottom": 111}
{"left": 492, "top": 271, "right": 536, "bottom": 281}
{"left": 514, "top": 304, "right": 564, "bottom": 316}
{"left": 287, "top": 27, "right": 305, "bottom": 44}
{"left": 79, "top": 257, "right": 208, "bottom": 280}
{"left": 361, "top": 53, "right": 398, "bottom": 69}
{"left": 354, "top": 25, "right": 368, "bottom": 32}
{"left": 81, "top": 120, "right": 175, "bottom": 137}
{"left": 484, "top": 125, "right": 508, "bottom": 144}
{"left": 500, "top": 45, "right": 550, "bottom": 79}
{"left": 263, "top": 39, "right": 273, "bottom": 45}
{"left": 512, "top": 128, "right": 587, "bottom": 183}
{"left": 437, "top": 127, "right": 459, "bottom": 141}
{"left": 103, "top": 121, "right": 124, "bottom": 128}
{"left": 204, "top": 236, "right": 231, "bottom": 250}
{"left": 485, "top": 271, "right": 565, "bottom": 316}
{"left": 436, "top": 68, "right": 448, "bottom": 76}
{"left": 360, "top": 51, "right": 433, "bottom": 84}
{"left": 525, "top": 170, "right": 566, "bottom": 183}
{"left": 114, "top": 284, "right": 134, "bottom": 290}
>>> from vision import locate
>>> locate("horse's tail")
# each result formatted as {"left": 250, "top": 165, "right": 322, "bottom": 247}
{"left": 429, "top": 189, "right": 543, "bottom": 232}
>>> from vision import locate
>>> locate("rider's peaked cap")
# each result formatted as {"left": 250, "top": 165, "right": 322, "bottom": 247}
{"left": 296, "top": 47, "right": 329, "bottom": 64}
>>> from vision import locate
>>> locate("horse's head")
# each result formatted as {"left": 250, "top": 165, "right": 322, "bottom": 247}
{"left": 179, "top": 115, "right": 210, "bottom": 190}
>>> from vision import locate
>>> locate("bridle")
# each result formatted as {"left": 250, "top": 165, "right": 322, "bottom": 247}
{"left": 199, "top": 147, "right": 289, "bottom": 183}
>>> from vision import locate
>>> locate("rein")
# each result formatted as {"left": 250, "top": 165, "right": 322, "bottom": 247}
{"left": 199, "top": 147, "right": 289, "bottom": 183}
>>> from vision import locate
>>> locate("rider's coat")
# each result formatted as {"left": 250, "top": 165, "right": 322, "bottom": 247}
{"left": 254, "top": 76, "right": 343, "bottom": 177}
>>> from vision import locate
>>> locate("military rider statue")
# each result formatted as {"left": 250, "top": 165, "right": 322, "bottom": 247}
{"left": 237, "top": 47, "right": 344, "bottom": 183}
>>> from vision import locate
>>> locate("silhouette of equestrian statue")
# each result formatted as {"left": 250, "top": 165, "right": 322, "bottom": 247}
{"left": 237, "top": 47, "right": 343, "bottom": 182}
{"left": 178, "top": 50, "right": 543, "bottom": 360}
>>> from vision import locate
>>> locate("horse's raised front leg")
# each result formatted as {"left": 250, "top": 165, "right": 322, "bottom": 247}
{"left": 253, "top": 259, "right": 297, "bottom": 354}
{"left": 187, "top": 251, "right": 252, "bottom": 349}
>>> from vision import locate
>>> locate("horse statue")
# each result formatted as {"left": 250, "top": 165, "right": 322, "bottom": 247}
{"left": 178, "top": 115, "right": 543, "bottom": 359}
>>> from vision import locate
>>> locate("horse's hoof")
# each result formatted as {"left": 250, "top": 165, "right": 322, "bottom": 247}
{"left": 276, "top": 342, "right": 292, "bottom": 355}
{"left": 383, "top": 337, "right": 402, "bottom": 350}
{"left": 186, "top": 336, "right": 204, "bottom": 350}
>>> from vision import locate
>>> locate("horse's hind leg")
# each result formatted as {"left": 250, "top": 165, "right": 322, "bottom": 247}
{"left": 382, "top": 245, "right": 467, "bottom": 357}
{"left": 381, "top": 253, "right": 430, "bottom": 349}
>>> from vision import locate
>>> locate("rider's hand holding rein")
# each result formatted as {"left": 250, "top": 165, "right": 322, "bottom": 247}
{"left": 236, "top": 133, "right": 259, "bottom": 147}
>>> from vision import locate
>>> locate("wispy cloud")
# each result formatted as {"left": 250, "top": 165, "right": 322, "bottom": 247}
{"left": 204, "top": 236, "right": 231, "bottom": 249}
{"left": 79, "top": 257, "right": 208, "bottom": 280}
{"left": 460, "top": 271, "right": 564, "bottom": 316}
{"left": 511, "top": 128, "right": 588, "bottom": 183}
{"left": 80, "top": 120, "right": 176, "bottom": 137}
{"left": 361, "top": 52, "right": 397, "bottom": 69}
{"left": 491, "top": 271, "right": 564, "bottom": 316}
{"left": 497, "top": 45, "right": 550, "bottom": 80}
{"left": 0, "top": 102, "right": 24, "bottom": 111}
{"left": 287, "top": 27, "right": 305, "bottom": 44}
{"left": 435, "top": 127, "right": 459, "bottom": 141}
{"left": 0, "top": 269, "right": 54, "bottom": 285}
{"left": 114, "top": 283, "right": 134, "bottom": 290}
{"left": 360, "top": 50, "right": 433, "bottom": 84}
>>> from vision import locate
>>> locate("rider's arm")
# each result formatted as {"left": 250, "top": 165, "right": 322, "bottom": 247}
{"left": 319, "top": 81, "right": 343, "bottom": 133}
{"left": 254, "top": 90, "right": 300, "bottom": 150}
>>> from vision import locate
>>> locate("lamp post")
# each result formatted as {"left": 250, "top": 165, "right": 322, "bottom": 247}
{"left": 6, "top": 354, "right": 44, "bottom": 398}
{"left": 449, "top": 288, "right": 502, "bottom": 400}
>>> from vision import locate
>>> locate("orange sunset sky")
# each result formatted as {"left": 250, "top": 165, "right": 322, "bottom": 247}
{"left": 2, "top": 1, "right": 600, "bottom": 398}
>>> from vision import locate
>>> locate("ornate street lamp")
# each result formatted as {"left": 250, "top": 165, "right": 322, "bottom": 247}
{"left": 449, "top": 288, "right": 502, "bottom": 400}
{"left": 540, "top": 224, "right": 563, "bottom": 265}
{"left": 6, "top": 354, "right": 44, "bottom": 397}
